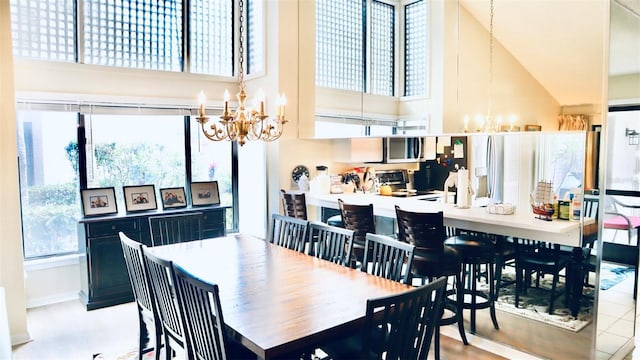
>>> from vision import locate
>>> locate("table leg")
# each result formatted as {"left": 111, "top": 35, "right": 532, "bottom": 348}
{"left": 569, "top": 246, "right": 584, "bottom": 318}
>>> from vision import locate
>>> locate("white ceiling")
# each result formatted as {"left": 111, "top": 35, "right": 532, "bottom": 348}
{"left": 460, "top": 0, "right": 640, "bottom": 106}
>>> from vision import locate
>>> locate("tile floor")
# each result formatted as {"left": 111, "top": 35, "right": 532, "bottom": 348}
{"left": 596, "top": 267, "right": 637, "bottom": 359}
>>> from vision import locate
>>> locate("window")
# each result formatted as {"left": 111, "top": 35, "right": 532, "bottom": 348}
{"left": 369, "top": 1, "right": 395, "bottom": 96}
{"left": 85, "top": 113, "right": 187, "bottom": 210}
{"left": 189, "top": 0, "right": 233, "bottom": 75}
{"left": 16, "top": 110, "right": 80, "bottom": 258}
{"left": 315, "top": 0, "right": 364, "bottom": 92}
{"left": 10, "top": 0, "right": 76, "bottom": 62}
{"left": 404, "top": 0, "right": 428, "bottom": 97}
{"left": 10, "top": 0, "right": 262, "bottom": 76}
{"left": 315, "top": 0, "right": 427, "bottom": 97}
{"left": 16, "top": 106, "right": 238, "bottom": 259}
{"left": 83, "top": 0, "right": 183, "bottom": 71}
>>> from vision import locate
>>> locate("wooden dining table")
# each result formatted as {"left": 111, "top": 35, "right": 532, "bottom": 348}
{"left": 146, "top": 233, "right": 413, "bottom": 359}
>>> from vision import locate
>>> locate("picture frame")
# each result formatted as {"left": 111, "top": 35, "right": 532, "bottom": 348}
{"left": 81, "top": 187, "right": 118, "bottom": 217}
{"left": 524, "top": 124, "right": 542, "bottom": 132}
{"left": 123, "top": 184, "right": 158, "bottom": 212}
{"left": 190, "top": 181, "right": 220, "bottom": 206}
{"left": 159, "top": 187, "right": 188, "bottom": 209}
{"left": 500, "top": 124, "right": 521, "bottom": 132}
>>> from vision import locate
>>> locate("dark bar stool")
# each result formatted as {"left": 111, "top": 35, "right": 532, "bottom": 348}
{"left": 395, "top": 206, "right": 468, "bottom": 360}
{"left": 339, "top": 199, "right": 376, "bottom": 269}
{"left": 280, "top": 189, "right": 308, "bottom": 219}
{"left": 444, "top": 230, "right": 500, "bottom": 334}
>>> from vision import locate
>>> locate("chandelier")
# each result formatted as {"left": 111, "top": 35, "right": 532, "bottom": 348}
{"left": 462, "top": 0, "right": 517, "bottom": 133}
{"left": 195, "top": 0, "right": 287, "bottom": 146}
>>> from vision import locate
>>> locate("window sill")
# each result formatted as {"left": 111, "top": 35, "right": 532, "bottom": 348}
{"left": 24, "top": 254, "right": 81, "bottom": 272}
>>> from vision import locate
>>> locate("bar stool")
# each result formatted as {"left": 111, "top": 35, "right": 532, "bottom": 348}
{"left": 395, "top": 206, "right": 468, "bottom": 360}
{"left": 444, "top": 230, "right": 500, "bottom": 334}
{"left": 339, "top": 199, "right": 375, "bottom": 269}
{"left": 280, "top": 189, "right": 308, "bottom": 219}
{"left": 280, "top": 189, "right": 342, "bottom": 226}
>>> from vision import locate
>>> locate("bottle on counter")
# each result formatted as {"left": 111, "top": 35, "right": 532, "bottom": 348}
{"left": 311, "top": 165, "right": 331, "bottom": 195}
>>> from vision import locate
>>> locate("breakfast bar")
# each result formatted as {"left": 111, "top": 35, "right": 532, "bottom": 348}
{"left": 306, "top": 192, "right": 590, "bottom": 248}
{"left": 306, "top": 192, "right": 594, "bottom": 317}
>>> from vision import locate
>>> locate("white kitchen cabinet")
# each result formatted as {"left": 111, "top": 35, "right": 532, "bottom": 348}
{"left": 332, "top": 138, "right": 383, "bottom": 163}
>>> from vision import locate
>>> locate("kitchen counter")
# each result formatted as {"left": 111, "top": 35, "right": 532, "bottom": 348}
{"left": 306, "top": 192, "right": 593, "bottom": 248}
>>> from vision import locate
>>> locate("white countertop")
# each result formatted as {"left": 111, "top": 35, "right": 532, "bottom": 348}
{"left": 306, "top": 192, "right": 592, "bottom": 248}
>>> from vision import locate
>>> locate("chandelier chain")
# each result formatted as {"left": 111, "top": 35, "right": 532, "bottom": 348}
{"left": 488, "top": 0, "right": 494, "bottom": 117}
{"left": 238, "top": 0, "right": 245, "bottom": 91}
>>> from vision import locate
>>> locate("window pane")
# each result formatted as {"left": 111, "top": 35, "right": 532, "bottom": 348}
{"left": 86, "top": 114, "right": 186, "bottom": 211}
{"left": 370, "top": 0, "right": 394, "bottom": 96}
{"left": 404, "top": 0, "right": 428, "bottom": 97}
{"left": 17, "top": 111, "right": 80, "bottom": 258}
{"left": 83, "top": 0, "right": 183, "bottom": 71}
{"left": 189, "top": 0, "right": 233, "bottom": 75}
{"left": 316, "top": 0, "right": 363, "bottom": 91}
{"left": 247, "top": 0, "right": 264, "bottom": 75}
{"left": 10, "top": 0, "right": 76, "bottom": 62}
{"left": 190, "top": 119, "right": 235, "bottom": 231}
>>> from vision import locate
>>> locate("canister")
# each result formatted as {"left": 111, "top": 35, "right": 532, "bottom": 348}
{"left": 558, "top": 200, "right": 571, "bottom": 220}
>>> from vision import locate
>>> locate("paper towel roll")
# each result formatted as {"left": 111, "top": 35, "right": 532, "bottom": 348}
{"left": 457, "top": 169, "right": 470, "bottom": 208}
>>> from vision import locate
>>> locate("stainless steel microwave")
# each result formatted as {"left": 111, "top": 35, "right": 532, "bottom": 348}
{"left": 385, "top": 137, "right": 423, "bottom": 163}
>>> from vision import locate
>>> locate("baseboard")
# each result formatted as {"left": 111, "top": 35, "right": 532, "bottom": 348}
{"left": 11, "top": 332, "right": 32, "bottom": 346}
{"left": 26, "top": 291, "right": 79, "bottom": 309}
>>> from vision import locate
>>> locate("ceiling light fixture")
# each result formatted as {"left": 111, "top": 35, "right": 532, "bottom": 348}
{"left": 195, "top": 0, "right": 287, "bottom": 146}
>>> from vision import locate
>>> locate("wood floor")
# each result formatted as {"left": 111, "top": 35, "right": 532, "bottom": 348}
{"left": 11, "top": 299, "right": 514, "bottom": 360}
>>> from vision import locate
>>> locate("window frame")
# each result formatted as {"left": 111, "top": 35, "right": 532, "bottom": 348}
{"left": 16, "top": 102, "right": 239, "bottom": 260}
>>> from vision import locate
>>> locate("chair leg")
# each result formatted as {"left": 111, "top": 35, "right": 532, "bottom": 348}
{"left": 488, "top": 262, "right": 499, "bottom": 330}
{"left": 455, "top": 272, "right": 469, "bottom": 345}
{"left": 137, "top": 312, "right": 145, "bottom": 360}
{"left": 515, "top": 266, "right": 522, "bottom": 308}
{"left": 549, "top": 273, "right": 558, "bottom": 314}
{"left": 434, "top": 325, "right": 441, "bottom": 360}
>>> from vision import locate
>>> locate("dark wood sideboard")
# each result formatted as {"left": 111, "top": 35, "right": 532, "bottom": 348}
{"left": 78, "top": 206, "right": 228, "bottom": 310}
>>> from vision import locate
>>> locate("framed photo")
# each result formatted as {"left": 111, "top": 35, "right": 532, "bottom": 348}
{"left": 190, "top": 181, "right": 220, "bottom": 206}
{"left": 123, "top": 185, "right": 158, "bottom": 212}
{"left": 524, "top": 124, "right": 542, "bottom": 132}
{"left": 159, "top": 187, "right": 187, "bottom": 209}
{"left": 81, "top": 187, "right": 118, "bottom": 217}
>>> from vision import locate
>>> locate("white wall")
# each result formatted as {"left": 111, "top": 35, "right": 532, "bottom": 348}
{"left": 0, "top": 0, "right": 29, "bottom": 345}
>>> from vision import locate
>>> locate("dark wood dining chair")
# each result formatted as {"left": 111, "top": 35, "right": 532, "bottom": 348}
{"left": 142, "top": 247, "right": 191, "bottom": 360}
{"left": 172, "top": 263, "right": 254, "bottom": 360}
{"left": 268, "top": 214, "right": 309, "bottom": 253}
{"left": 149, "top": 212, "right": 204, "bottom": 246}
{"left": 307, "top": 221, "right": 354, "bottom": 266}
{"left": 319, "top": 276, "right": 447, "bottom": 360}
{"left": 338, "top": 199, "right": 376, "bottom": 268}
{"left": 362, "top": 233, "right": 415, "bottom": 285}
{"left": 514, "top": 239, "right": 570, "bottom": 314}
{"left": 280, "top": 189, "right": 308, "bottom": 219}
{"left": 119, "top": 232, "right": 163, "bottom": 360}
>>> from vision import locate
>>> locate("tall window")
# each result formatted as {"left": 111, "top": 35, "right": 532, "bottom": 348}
{"left": 10, "top": 0, "right": 262, "bottom": 76}
{"left": 315, "top": 0, "right": 364, "bottom": 92}
{"left": 16, "top": 110, "right": 80, "bottom": 258}
{"left": 369, "top": 1, "right": 395, "bottom": 96}
{"left": 404, "top": 0, "right": 428, "bottom": 97}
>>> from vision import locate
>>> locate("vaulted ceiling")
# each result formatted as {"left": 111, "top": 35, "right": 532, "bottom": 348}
{"left": 460, "top": 0, "right": 639, "bottom": 106}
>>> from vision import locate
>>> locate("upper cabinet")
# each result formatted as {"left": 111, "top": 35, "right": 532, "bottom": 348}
{"left": 298, "top": 0, "right": 607, "bottom": 138}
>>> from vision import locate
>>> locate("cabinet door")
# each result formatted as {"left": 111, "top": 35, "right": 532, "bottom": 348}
{"left": 202, "top": 208, "right": 226, "bottom": 238}
{"left": 88, "top": 234, "right": 133, "bottom": 299}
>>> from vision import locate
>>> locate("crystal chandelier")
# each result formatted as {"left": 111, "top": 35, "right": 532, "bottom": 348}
{"left": 195, "top": 0, "right": 287, "bottom": 146}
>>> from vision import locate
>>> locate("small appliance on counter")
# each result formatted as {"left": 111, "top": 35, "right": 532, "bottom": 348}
{"left": 413, "top": 136, "right": 468, "bottom": 194}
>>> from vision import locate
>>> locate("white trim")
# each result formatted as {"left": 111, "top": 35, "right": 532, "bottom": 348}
{"left": 25, "top": 291, "right": 79, "bottom": 310}
{"left": 23, "top": 254, "right": 80, "bottom": 272}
